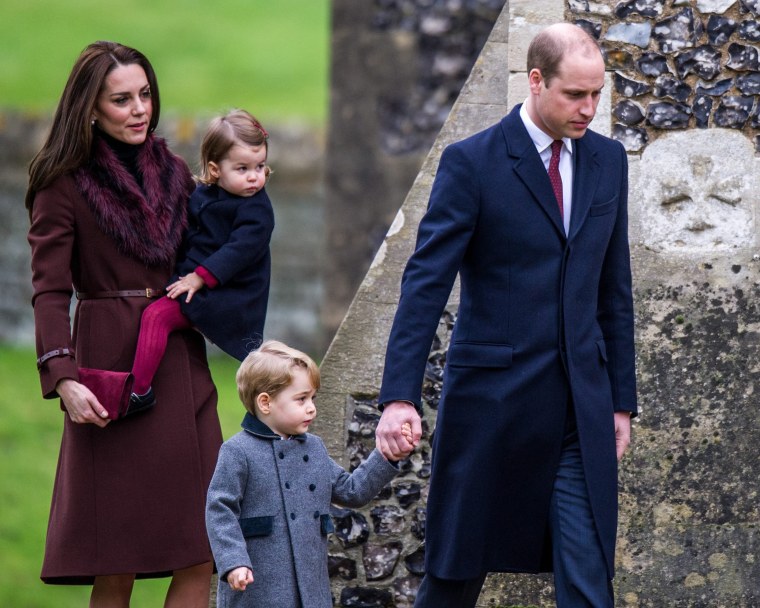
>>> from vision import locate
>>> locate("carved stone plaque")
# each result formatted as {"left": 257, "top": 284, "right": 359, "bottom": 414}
{"left": 637, "top": 129, "right": 756, "bottom": 253}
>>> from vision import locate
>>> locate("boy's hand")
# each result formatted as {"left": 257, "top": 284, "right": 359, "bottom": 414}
{"left": 227, "top": 566, "right": 254, "bottom": 591}
{"left": 167, "top": 271, "right": 205, "bottom": 303}
{"left": 390, "top": 422, "right": 415, "bottom": 460}
{"left": 376, "top": 401, "right": 421, "bottom": 461}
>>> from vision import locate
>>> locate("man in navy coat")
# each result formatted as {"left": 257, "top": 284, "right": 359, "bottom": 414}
{"left": 376, "top": 23, "right": 637, "bottom": 608}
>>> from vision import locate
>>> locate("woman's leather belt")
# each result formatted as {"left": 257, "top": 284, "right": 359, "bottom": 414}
{"left": 76, "top": 288, "right": 165, "bottom": 300}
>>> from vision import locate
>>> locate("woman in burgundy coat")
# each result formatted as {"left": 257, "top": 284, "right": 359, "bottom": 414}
{"left": 26, "top": 41, "right": 222, "bottom": 607}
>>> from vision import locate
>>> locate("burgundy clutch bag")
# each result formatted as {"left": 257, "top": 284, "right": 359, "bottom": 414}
{"left": 76, "top": 368, "right": 134, "bottom": 420}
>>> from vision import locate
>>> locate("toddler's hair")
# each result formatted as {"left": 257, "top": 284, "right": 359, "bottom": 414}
{"left": 199, "top": 108, "right": 269, "bottom": 184}
{"left": 237, "top": 340, "right": 321, "bottom": 414}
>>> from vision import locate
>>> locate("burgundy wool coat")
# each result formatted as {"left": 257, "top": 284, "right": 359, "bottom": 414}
{"left": 28, "top": 135, "right": 223, "bottom": 584}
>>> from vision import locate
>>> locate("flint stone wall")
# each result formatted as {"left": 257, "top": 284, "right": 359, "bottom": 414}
{"left": 324, "top": 0, "right": 507, "bottom": 337}
{"left": 574, "top": 0, "right": 760, "bottom": 152}
{"left": 318, "top": 0, "right": 760, "bottom": 606}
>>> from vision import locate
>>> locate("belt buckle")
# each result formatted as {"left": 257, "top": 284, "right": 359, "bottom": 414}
{"left": 145, "top": 288, "right": 155, "bottom": 298}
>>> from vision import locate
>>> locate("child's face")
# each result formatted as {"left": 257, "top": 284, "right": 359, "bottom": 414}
{"left": 209, "top": 143, "right": 268, "bottom": 197}
{"left": 265, "top": 368, "right": 317, "bottom": 437}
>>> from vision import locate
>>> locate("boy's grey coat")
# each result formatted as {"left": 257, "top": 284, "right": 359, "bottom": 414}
{"left": 206, "top": 414, "right": 399, "bottom": 608}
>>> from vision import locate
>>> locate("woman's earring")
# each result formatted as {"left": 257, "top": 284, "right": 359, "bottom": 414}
{"left": 91, "top": 118, "right": 96, "bottom": 126}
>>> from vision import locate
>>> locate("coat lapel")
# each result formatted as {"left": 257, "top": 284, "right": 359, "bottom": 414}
{"left": 567, "top": 134, "right": 601, "bottom": 242}
{"left": 501, "top": 109, "right": 565, "bottom": 239}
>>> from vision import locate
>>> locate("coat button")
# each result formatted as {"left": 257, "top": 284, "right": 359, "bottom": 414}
{"left": 279, "top": 452, "right": 285, "bottom": 459}
{"left": 285, "top": 482, "right": 291, "bottom": 489}
{"left": 309, "top": 484, "right": 316, "bottom": 491}
{"left": 290, "top": 513, "right": 296, "bottom": 521}
{"left": 303, "top": 455, "right": 309, "bottom": 462}
{"left": 313, "top": 510, "right": 319, "bottom": 519}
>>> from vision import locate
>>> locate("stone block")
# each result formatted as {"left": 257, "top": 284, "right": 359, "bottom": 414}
{"left": 633, "top": 130, "right": 758, "bottom": 254}
{"left": 508, "top": 71, "right": 530, "bottom": 111}
{"left": 508, "top": 0, "right": 566, "bottom": 68}
{"left": 459, "top": 42, "right": 510, "bottom": 105}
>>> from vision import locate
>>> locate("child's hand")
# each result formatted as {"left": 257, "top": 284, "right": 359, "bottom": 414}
{"left": 167, "top": 272, "right": 205, "bottom": 303}
{"left": 400, "top": 422, "right": 414, "bottom": 444}
{"left": 227, "top": 566, "right": 254, "bottom": 591}
{"left": 393, "top": 422, "right": 415, "bottom": 459}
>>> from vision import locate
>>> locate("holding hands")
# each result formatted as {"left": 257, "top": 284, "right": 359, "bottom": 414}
{"left": 376, "top": 401, "right": 422, "bottom": 461}
{"left": 401, "top": 422, "right": 414, "bottom": 444}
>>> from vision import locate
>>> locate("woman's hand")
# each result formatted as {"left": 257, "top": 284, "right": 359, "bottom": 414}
{"left": 166, "top": 272, "right": 205, "bottom": 303}
{"left": 56, "top": 378, "right": 110, "bottom": 427}
{"left": 227, "top": 566, "right": 254, "bottom": 591}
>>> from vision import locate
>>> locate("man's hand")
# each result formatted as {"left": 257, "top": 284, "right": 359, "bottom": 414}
{"left": 614, "top": 411, "right": 632, "bottom": 461}
{"left": 376, "top": 401, "right": 422, "bottom": 461}
{"left": 227, "top": 566, "right": 254, "bottom": 591}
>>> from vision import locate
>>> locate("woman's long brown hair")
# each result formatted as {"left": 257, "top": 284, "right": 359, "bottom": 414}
{"left": 25, "top": 41, "right": 161, "bottom": 217}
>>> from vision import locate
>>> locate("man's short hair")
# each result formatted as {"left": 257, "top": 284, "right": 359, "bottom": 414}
{"left": 527, "top": 25, "right": 600, "bottom": 86}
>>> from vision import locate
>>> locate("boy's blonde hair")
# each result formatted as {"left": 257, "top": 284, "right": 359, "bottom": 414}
{"left": 236, "top": 340, "right": 320, "bottom": 415}
{"left": 199, "top": 108, "right": 270, "bottom": 184}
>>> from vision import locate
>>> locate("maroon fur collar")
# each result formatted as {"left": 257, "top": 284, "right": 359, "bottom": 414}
{"left": 75, "top": 134, "right": 192, "bottom": 267}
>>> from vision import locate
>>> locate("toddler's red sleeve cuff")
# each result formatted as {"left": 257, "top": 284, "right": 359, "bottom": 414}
{"left": 195, "top": 265, "right": 219, "bottom": 289}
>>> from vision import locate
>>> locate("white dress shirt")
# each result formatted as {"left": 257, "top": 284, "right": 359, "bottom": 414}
{"left": 519, "top": 102, "right": 573, "bottom": 234}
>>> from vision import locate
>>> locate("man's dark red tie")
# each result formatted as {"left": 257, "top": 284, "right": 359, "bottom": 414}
{"left": 549, "top": 140, "right": 563, "bottom": 221}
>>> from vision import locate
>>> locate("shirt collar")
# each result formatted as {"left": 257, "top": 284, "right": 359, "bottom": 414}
{"left": 519, "top": 102, "right": 573, "bottom": 156}
{"left": 241, "top": 412, "right": 307, "bottom": 442}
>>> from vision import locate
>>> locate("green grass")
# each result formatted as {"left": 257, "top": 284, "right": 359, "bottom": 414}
{"left": 0, "top": 0, "right": 329, "bottom": 124}
{"left": 0, "top": 344, "right": 244, "bottom": 607}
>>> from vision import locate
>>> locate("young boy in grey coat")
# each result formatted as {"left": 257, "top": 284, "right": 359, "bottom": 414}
{"left": 206, "top": 340, "right": 414, "bottom": 607}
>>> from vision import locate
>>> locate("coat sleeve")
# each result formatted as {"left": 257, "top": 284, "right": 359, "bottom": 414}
{"left": 329, "top": 448, "right": 399, "bottom": 508}
{"left": 199, "top": 189, "right": 274, "bottom": 286}
{"left": 205, "top": 441, "right": 254, "bottom": 580}
{"left": 596, "top": 141, "right": 638, "bottom": 416}
{"left": 27, "top": 178, "right": 79, "bottom": 398}
{"left": 378, "top": 143, "right": 480, "bottom": 412}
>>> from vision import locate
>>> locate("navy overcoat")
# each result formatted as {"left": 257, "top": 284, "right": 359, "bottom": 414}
{"left": 379, "top": 105, "right": 637, "bottom": 580}
{"left": 175, "top": 183, "right": 274, "bottom": 360}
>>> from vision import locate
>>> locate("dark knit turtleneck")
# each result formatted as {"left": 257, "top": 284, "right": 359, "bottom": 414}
{"left": 95, "top": 127, "right": 144, "bottom": 189}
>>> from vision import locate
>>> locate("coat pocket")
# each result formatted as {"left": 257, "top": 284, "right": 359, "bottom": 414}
{"left": 320, "top": 513, "right": 334, "bottom": 535}
{"left": 240, "top": 515, "right": 274, "bottom": 538}
{"left": 588, "top": 197, "right": 617, "bottom": 217}
{"left": 447, "top": 342, "right": 513, "bottom": 368}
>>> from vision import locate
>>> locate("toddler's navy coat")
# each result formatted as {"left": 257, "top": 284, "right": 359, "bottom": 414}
{"left": 175, "top": 183, "right": 274, "bottom": 360}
